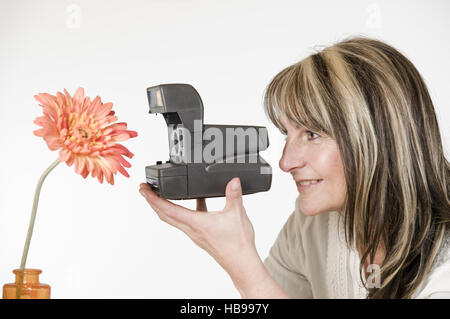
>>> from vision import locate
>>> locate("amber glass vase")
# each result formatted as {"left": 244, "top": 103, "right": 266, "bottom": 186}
{"left": 3, "top": 269, "right": 50, "bottom": 299}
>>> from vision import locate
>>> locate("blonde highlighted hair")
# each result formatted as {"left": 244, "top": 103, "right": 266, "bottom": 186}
{"left": 264, "top": 36, "right": 450, "bottom": 298}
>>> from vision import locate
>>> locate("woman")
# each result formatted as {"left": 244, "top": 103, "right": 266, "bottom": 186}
{"left": 139, "top": 37, "right": 450, "bottom": 299}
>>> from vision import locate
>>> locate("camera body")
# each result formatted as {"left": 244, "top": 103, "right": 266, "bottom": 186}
{"left": 145, "top": 83, "right": 272, "bottom": 200}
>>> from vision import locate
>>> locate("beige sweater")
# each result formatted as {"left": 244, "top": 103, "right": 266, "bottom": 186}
{"left": 263, "top": 195, "right": 450, "bottom": 299}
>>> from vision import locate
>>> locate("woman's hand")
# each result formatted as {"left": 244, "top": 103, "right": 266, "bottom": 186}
{"left": 138, "top": 177, "right": 270, "bottom": 294}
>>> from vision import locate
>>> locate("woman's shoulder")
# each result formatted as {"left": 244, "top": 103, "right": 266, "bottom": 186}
{"left": 413, "top": 229, "right": 450, "bottom": 298}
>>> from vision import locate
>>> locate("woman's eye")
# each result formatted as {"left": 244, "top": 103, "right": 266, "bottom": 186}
{"left": 306, "top": 131, "right": 320, "bottom": 140}
{"left": 282, "top": 129, "right": 320, "bottom": 142}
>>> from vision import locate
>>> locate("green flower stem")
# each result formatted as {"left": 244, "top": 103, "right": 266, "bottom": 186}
{"left": 16, "top": 158, "right": 60, "bottom": 298}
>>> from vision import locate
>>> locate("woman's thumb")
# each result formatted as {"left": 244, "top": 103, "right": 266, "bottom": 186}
{"left": 225, "top": 177, "right": 243, "bottom": 209}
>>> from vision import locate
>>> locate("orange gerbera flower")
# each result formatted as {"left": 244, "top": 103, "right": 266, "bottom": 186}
{"left": 33, "top": 87, "right": 137, "bottom": 185}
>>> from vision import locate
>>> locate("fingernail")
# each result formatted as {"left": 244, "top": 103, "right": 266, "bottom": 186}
{"left": 232, "top": 179, "right": 240, "bottom": 191}
{"left": 139, "top": 189, "right": 147, "bottom": 197}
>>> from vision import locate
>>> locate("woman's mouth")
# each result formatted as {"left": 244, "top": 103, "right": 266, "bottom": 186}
{"left": 296, "top": 179, "right": 323, "bottom": 193}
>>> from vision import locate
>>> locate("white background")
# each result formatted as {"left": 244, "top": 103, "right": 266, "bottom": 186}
{"left": 0, "top": 0, "right": 449, "bottom": 298}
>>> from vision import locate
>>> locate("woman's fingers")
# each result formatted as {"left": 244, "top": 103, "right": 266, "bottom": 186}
{"left": 224, "top": 177, "right": 243, "bottom": 211}
{"left": 139, "top": 183, "right": 199, "bottom": 230}
{"left": 196, "top": 198, "right": 207, "bottom": 211}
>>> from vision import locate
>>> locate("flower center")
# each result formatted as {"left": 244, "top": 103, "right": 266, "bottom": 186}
{"left": 75, "top": 125, "right": 90, "bottom": 139}
{"left": 65, "top": 113, "right": 103, "bottom": 148}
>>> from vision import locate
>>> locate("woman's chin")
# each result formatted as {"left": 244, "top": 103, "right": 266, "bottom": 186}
{"left": 299, "top": 200, "right": 343, "bottom": 216}
{"left": 299, "top": 202, "right": 324, "bottom": 216}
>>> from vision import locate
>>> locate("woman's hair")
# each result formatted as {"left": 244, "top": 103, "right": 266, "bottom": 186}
{"left": 264, "top": 36, "right": 450, "bottom": 298}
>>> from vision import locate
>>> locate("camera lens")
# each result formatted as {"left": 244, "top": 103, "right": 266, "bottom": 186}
{"left": 173, "top": 131, "right": 179, "bottom": 153}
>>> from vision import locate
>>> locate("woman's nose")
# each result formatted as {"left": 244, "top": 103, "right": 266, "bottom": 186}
{"left": 279, "top": 141, "right": 306, "bottom": 172}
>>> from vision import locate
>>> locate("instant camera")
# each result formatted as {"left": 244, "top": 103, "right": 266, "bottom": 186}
{"left": 145, "top": 83, "right": 272, "bottom": 200}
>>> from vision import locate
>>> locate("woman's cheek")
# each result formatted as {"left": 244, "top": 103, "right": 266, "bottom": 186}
{"left": 313, "top": 142, "right": 347, "bottom": 206}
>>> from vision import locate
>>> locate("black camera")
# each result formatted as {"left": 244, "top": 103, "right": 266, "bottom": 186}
{"left": 145, "top": 83, "right": 272, "bottom": 200}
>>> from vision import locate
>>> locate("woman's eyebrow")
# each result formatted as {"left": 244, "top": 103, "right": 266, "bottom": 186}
{"left": 290, "top": 123, "right": 308, "bottom": 131}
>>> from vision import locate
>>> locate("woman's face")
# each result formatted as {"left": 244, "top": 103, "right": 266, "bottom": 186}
{"left": 279, "top": 114, "right": 347, "bottom": 216}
